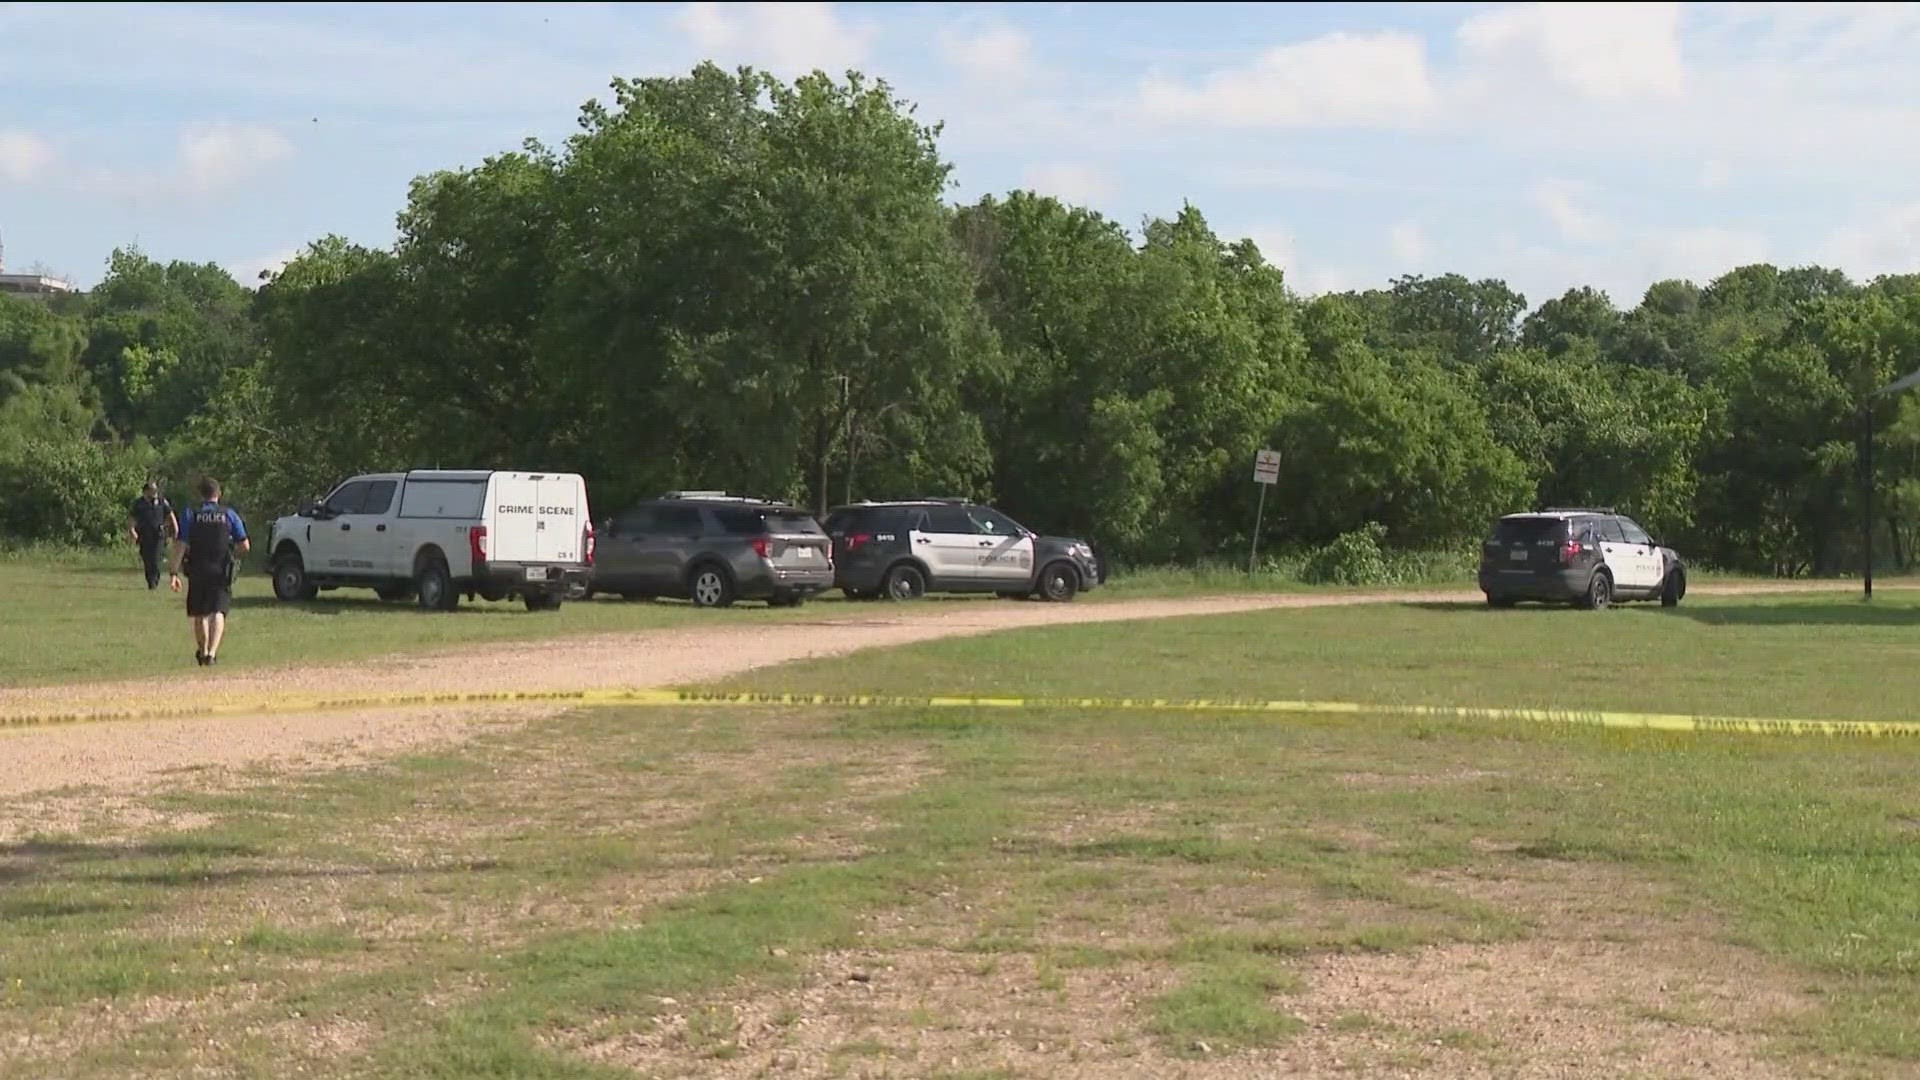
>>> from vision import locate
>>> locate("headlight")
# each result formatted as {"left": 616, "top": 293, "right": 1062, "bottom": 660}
{"left": 1071, "top": 543, "right": 1093, "bottom": 558}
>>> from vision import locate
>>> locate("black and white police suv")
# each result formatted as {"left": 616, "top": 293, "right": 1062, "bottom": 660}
{"left": 823, "top": 500, "right": 1103, "bottom": 602}
{"left": 1479, "top": 508, "right": 1687, "bottom": 610}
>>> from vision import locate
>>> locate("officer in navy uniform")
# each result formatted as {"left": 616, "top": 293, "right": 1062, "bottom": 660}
{"left": 168, "top": 477, "right": 251, "bottom": 667}
{"left": 126, "top": 481, "right": 177, "bottom": 589}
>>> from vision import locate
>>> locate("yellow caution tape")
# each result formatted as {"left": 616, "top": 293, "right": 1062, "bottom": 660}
{"left": 3, "top": 687, "right": 1919, "bottom": 739}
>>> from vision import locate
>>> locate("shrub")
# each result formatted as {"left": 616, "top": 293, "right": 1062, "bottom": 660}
{"left": 0, "top": 437, "right": 155, "bottom": 545}
{"left": 1300, "top": 522, "right": 1391, "bottom": 586}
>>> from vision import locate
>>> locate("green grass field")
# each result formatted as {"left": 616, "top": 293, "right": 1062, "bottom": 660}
{"left": 0, "top": 546, "right": 1804, "bottom": 688}
{"left": 4, "top": 592, "right": 1919, "bottom": 1076}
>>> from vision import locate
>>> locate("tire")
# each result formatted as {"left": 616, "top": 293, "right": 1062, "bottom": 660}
{"left": 1486, "top": 594, "right": 1516, "bottom": 609}
{"left": 1661, "top": 568, "right": 1685, "bottom": 608}
{"left": 1580, "top": 570, "right": 1613, "bottom": 611}
{"left": 688, "top": 564, "right": 735, "bottom": 609}
{"left": 416, "top": 558, "right": 458, "bottom": 612}
{"left": 1038, "top": 562, "right": 1079, "bottom": 603}
{"left": 883, "top": 563, "right": 927, "bottom": 602}
{"left": 376, "top": 584, "right": 414, "bottom": 602}
{"left": 523, "top": 593, "right": 561, "bottom": 612}
{"left": 272, "top": 555, "right": 319, "bottom": 602}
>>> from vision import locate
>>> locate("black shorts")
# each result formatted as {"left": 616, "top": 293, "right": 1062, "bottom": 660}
{"left": 185, "top": 572, "right": 232, "bottom": 618}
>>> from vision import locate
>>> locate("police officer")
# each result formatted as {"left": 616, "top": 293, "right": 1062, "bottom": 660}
{"left": 168, "top": 477, "right": 250, "bottom": 667}
{"left": 126, "top": 481, "right": 177, "bottom": 590}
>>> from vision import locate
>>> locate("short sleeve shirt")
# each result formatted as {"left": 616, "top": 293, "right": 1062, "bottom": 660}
{"left": 130, "top": 496, "right": 173, "bottom": 536}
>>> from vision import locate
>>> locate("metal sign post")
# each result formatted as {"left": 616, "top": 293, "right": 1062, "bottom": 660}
{"left": 1250, "top": 450, "right": 1280, "bottom": 574}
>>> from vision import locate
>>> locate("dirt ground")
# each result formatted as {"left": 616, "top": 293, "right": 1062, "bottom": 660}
{"left": 0, "top": 581, "right": 1883, "bottom": 810}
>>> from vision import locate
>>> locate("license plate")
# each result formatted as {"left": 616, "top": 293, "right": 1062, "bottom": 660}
{"left": 793, "top": 547, "right": 816, "bottom": 559}
{"left": 1509, "top": 549, "right": 1528, "bottom": 561}
{"left": 524, "top": 567, "right": 548, "bottom": 582}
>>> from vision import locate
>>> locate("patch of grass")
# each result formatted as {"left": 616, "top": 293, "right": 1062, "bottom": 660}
{"left": 744, "top": 591, "right": 1920, "bottom": 724}
{"left": 1148, "top": 957, "right": 1305, "bottom": 1053}
{"left": 9, "top": 593, "right": 1920, "bottom": 1075}
{"left": 0, "top": 557, "right": 874, "bottom": 686}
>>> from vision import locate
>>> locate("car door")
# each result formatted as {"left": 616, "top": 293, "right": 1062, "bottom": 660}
{"left": 313, "top": 480, "right": 370, "bottom": 576}
{"left": 638, "top": 505, "right": 705, "bottom": 595}
{"left": 1593, "top": 516, "right": 1630, "bottom": 591}
{"left": 916, "top": 507, "right": 983, "bottom": 588}
{"left": 968, "top": 506, "right": 1036, "bottom": 587}
{"left": 356, "top": 479, "right": 398, "bottom": 577}
{"left": 1614, "top": 516, "right": 1665, "bottom": 594}
{"left": 594, "top": 508, "right": 655, "bottom": 594}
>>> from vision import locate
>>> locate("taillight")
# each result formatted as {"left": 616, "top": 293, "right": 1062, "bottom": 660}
{"left": 470, "top": 525, "right": 488, "bottom": 565}
{"left": 845, "top": 532, "right": 871, "bottom": 552}
{"left": 583, "top": 523, "right": 596, "bottom": 567}
{"left": 1560, "top": 539, "right": 1582, "bottom": 565}
{"left": 749, "top": 536, "right": 771, "bottom": 559}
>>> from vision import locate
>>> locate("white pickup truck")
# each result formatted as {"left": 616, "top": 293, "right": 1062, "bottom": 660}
{"left": 265, "top": 470, "right": 594, "bottom": 612}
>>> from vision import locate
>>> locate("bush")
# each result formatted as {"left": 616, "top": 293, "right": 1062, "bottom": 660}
{"left": 0, "top": 437, "right": 155, "bottom": 545}
{"left": 1300, "top": 522, "right": 1392, "bottom": 586}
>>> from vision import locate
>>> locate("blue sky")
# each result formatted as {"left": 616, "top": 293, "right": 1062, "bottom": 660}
{"left": 3, "top": 1, "right": 1918, "bottom": 309}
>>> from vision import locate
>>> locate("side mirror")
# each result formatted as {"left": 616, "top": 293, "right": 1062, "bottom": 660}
{"left": 300, "top": 500, "right": 321, "bottom": 518}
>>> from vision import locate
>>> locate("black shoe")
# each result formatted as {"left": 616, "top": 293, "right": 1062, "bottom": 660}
{"left": 196, "top": 652, "right": 209, "bottom": 666}
{"left": 206, "top": 655, "right": 218, "bottom": 667}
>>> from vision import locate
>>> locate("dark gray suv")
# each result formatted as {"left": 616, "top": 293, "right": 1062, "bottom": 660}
{"left": 587, "top": 493, "right": 834, "bottom": 608}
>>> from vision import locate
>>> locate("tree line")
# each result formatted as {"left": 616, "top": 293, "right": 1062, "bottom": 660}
{"left": 4, "top": 62, "right": 1919, "bottom": 576}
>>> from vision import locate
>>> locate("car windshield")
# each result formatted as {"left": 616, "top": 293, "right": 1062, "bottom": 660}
{"left": 1491, "top": 517, "right": 1567, "bottom": 543}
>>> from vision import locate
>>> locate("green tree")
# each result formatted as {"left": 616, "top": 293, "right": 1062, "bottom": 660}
{"left": 544, "top": 63, "right": 994, "bottom": 513}
{"left": 81, "top": 248, "right": 259, "bottom": 443}
{"left": 1273, "top": 344, "right": 1531, "bottom": 544}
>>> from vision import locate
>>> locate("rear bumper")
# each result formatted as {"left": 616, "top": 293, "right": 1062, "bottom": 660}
{"left": 833, "top": 557, "right": 891, "bottom": 593}
{"left": 472, "top": 561, "right": 591, "bottom": 596}
{"left": 741, "top": 562, "right": 835, "bottom": 597}
{"left": 1479, "top": 566, "right": 1588, "bottom": 601}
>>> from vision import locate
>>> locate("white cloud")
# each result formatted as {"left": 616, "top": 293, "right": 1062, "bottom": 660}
{"left": 1388, "top": 221, "right": 1434, "bottom": 265}
{"left": 1457, "top": 2, "right": 1685, "bottom": 104}
{"left": 939, "top": 24, "right": 1036, "bottom": 87}
{"left": 1699, "top": 158, "right": 1731, "bottom": 191}
{"left": 675, "top": 2, "right": 873, "bottom": 76}
{"left": 226, "top": 245, "right": 303, "bottom": 288}
{"left": 1233, "top": 227, "right": 1375, "bottom": 296}
{"left": 1021, "top": 164, "right": 1115, "bottom": 206}
{"left": 1291, "top": 266, "right": 1375, "bottom": 296}
{"left": 1637, "top": 226, "right": 1769, "bottom": 284}
{"left": 1242, "top": 228, "right": 1294, "bottom": 269}
{"left": 0, "top": 130, "right": 55, "bottom": 183}
{"left": 68, "top": 122, "right": 295, "bottom": 203}
{"left": 1139, "top": 31, "right": 1436, "bottom": 129}
{"left": 179, "top": 123, "right": 293, "bottom": 193}
{"left": 1821, "top": 204, "right": 1920, "bottom": 280}
{"left": 1531, "top": 180, "right": 1608, "bottom": 244}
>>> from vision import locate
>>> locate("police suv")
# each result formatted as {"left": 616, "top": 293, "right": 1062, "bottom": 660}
{"left": 1479, "top": 508, "right": 1687, "bottom": 610}
{"left": 267, "top": 470, "right": 593, "bottom": 612}
{"left": 823, "top": 499, "right": 1102, "bottom": 602}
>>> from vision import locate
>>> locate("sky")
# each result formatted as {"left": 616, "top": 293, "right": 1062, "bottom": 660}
{"left": 3, "top": 1, "right": 1919, "bottom": 309}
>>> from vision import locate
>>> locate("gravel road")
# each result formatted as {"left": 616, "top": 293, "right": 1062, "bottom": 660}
{"left": 0, "top": 581, "right": 1883, "bottom": 805}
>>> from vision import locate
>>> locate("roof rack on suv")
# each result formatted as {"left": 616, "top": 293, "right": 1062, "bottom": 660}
{"left": 1542, "top": 506, "right": 1616, "bottom": 514}
{"left": 662, "top": 491, "right": 777, "bottom": 503}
